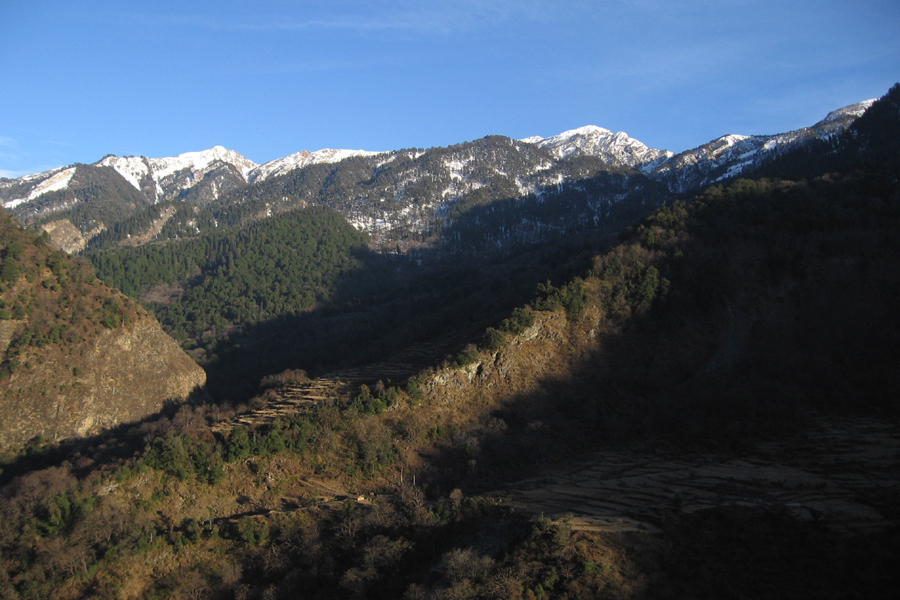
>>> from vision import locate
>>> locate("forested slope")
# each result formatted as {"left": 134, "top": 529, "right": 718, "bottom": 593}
{"left": 0, "top": 86, "right": 897, "bottom": 599}
{"left": 87, "top": 207, "right": 368, "bottom": 343}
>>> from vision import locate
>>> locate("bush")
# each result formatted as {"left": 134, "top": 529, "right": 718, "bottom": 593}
{"left": 406, "top": 375, "right": 425, "bottom": 405}
{"left": 534, "top": 278, "right": 589, "bottom": 319}
{"left": 236, "top": 518, "right": 268, "bottom": 546}
{"left": 145, "top": 435, "right": 193, "bottom": 480}
{"left": 224, "top": 426, "right": 251, "bottom": 462}
{"left": 480, "top": 327, "right": 506, "bottom": 351}
{"left": 454, "top": 343, "right": 480, "bottom": 368}
{"left": 499, "top": 307, "right": 535, "bottom": 335}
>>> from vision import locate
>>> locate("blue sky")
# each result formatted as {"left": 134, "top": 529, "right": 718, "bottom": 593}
{"left": 2, "top": 0, "right": 898, "bottom": 177}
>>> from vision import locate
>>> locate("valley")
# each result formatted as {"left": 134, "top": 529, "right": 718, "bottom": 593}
{"left": 0, "top": 85, "right": 897, "bottom": 599}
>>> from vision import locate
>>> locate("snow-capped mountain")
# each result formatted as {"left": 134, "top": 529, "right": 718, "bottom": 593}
{"left": 521, "top": 125, "right": 674, "bottom": 174}
{"left": 95, "top": 146, "right": 388, "bottom": 200}
{"left": 650, "top": 99, "right": 876, "bottom": 192}
{"left": 97, "top": 146, "right": 257, "bottom": 202}
{"left": 248, "top": 148, "right": 383, "bottom": 183}
{"left": 0, "top": 145, "right": 386, "bottom": 212}
{"left": 1, "top": 166, "right": 77, "bottom": 209}
{"left": 0, "top": 96, "right": 877, "bottom": 253}
{"left": 517, "top": 99, "right": 876, "bottom": 194}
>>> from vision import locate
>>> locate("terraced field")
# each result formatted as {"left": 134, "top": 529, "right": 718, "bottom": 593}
{"left": 507, "top": 417, "right": 900, "bottom": 536}
{"left": 213, "top": 331, "right": 473, "bottom": 434}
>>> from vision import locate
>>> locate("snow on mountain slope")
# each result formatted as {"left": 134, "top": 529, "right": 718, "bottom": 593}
{"left": 1, "top": 144, "right": 386, "bottom": 211}
{"left": 4, "top": 167, "right": 76, "bottom": 209}
{"left": 96, "top": 156, "right": 150, "bottom": 191}
{"left": 648, "top": 99, "right": 877, "bottom": 192}
{"left": 816, "top": 99, "right": 876, "bottom": 128}
{"left": 0, "top": 98, "right": 876, "bottom": 222}
{"left": 521, "top": 125, "right": 674, "bottom": 173}
{"left": 649, "top": 134, "right": 770, "bottom": 191}
{"left": 97, "top": 146, "right": 258, "bottom": 201}
{"left": 248, "top": 148, "right": 383, "bottom": 183}
{"left": 763, "top": 99, "right": 877, "bottom": 151}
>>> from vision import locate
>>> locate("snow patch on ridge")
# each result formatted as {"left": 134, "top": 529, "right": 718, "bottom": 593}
{"left": 819, "top": 99, "right": 876, "bottom": 125}
{"left": 521, "top": 125, "right": 673, "bottom": 172}
{"left": 4, "top": 167, "right": 76, "bottom": 208}
{"left": 97, "top": 156, "right": 149, "bottom": 190}
{"left": 249, "top": 148, "right": 384, "bottom": 183}
{"left": 147, "top": 146, "right": 256, "bottom": 182}
{"left": 97, "top": 146, "right": 257, "bottom": 199}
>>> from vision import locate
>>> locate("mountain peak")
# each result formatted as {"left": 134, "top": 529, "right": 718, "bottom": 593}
{"left": 819, "top": 99, "right": 876, "bottom": 126}
{"left": 95, "top": 146, "right": 258, "bottom": 201}
{"left": 522, "top": 125, "right": 673, "bottom": 172}
{"left": 248, "top": 148, "right": 384, "bottom": 183}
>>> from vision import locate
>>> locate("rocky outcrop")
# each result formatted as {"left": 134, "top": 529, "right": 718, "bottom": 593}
{"left": 423, "top": 306, "right": 604, "bottom": 410}
{"left": 0, "top": 315, "right": 206, "bottom": 446}
{"left": 39, "top": 219, "right": 87, "bottom": 254}
{"left": 40, "top": 218, "right": 105, "bottom": 254}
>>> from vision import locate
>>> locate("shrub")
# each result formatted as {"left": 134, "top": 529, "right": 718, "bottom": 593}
{"left": 480, "top": 327, "right": 506, "bottom": 351}
{"left": 454, "top": 343, "right": 480, "bottom": 367}
{"left": 224, "top": 426, "right": 251, "bottom": 462}
{"left": 499, "top": 307, "right": 535, "bottom": 335}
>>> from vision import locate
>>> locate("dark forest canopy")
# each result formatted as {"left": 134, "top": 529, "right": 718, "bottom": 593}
{"left": 87, "top": 206, "right": 368, "bottom": 345}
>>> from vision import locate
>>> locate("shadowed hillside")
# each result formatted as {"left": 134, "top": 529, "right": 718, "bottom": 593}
{"left": 0, "top": 85, "right": 897, "bottom": 599}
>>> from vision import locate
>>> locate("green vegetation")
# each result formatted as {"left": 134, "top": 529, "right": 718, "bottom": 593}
{"left": 88, "top": 206, "right": 367, "bottom": 345}
{"left": 0, "top": 85, "right": 898, "bottom": 600}
{"left": 21, "top": 164, "right": 152, "bottom": 234}
{"left": 0, "top": 208, "right": 139, "bottom": 382}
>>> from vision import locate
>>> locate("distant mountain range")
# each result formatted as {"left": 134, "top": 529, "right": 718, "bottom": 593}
{"left": 0, "top": 99, "right": 874, "bottom": 253}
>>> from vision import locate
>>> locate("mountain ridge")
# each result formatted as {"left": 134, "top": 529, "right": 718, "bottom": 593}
{"left": 2, "top": 98, "right": 874, "bottom": 210}
{"left": 0, "top": 97, "right": 879, "bottom": 258}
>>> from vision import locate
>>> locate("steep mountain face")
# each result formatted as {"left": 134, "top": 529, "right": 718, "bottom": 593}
{"left": 1, "top": 316, "right": 206, "bottom": 446}
{"left": 520, "top": 125, "right": 674, "bottom": 173}
{"left": 96, "top": 146, "right": 257, "bottom": 202}
{"left": 0, "top": 209, "right": 206, "bottom": 447}
{"left": 649, "top": 99, "right": 876, "bottom": 192}
{"left": 0, "top": 99, "right": 874, "bottom": 254}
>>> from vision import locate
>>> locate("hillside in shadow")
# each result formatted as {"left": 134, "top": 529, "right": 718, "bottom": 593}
{"left": 199, "top": 218, "right": 617, "bottom": 402}
{"left": 191, "top": 164, "right": 672, "bottom": 402}
{"left": 0, "top": 85, "right": 897, "bottom": 600}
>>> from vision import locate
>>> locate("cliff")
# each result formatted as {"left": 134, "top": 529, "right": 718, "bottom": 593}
{"left": 0, "top": 208, "right": 206, "bottom": 447}
{"left": 422, "top": 304, "right": 605, "bottom": 418}
{"left": 0, "top": 315, "right": 205, "bottom": 446}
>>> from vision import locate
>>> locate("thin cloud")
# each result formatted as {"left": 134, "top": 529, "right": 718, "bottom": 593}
{"left": 119, "top": 1, "right": 560, "bottom": 36}
{"left": 543, "top": 35, "right": 757, "bottom": 95}
{"left": 0, "top": 136, "right": 18, "bottom": 149}
{"left": 226, "top": 56, "right": 390, "bottom": 76}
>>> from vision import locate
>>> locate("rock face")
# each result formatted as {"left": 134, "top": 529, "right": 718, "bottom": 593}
{"left": 40, "top": 219, "right": 88, "bottom": 254}
{"left": 423, "top": 307, "right": 603, "bottom": 412}
{"left": 0, "top": 315, "right": 206, "bottom": 446}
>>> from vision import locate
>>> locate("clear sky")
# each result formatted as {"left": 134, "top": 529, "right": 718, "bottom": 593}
{"left": 2, "top": 0, "right": 898, "bottom": 177}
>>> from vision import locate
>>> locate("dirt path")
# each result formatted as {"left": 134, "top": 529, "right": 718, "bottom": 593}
{"left": 506, "top": 417, "right": 900, "bottom": 535}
